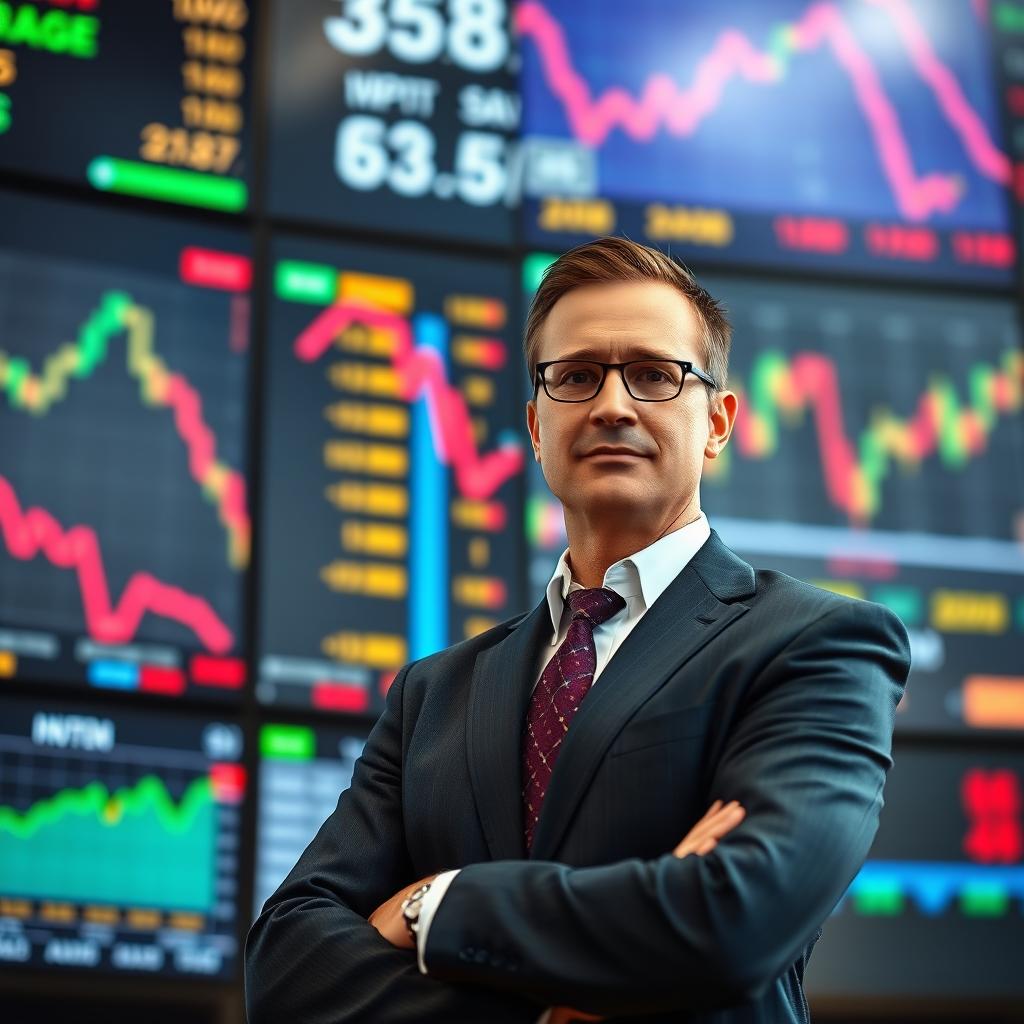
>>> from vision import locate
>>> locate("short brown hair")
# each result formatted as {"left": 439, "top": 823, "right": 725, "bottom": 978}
{"left": 525, "top": 237, "right": 730, "bottom": 396}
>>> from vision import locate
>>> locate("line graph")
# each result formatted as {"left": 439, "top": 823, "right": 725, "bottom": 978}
{"left": 258, "top": 241, "right": 525, "bottom": 713}
{"left": 295, "top": 300, "right": 524, "bottom": 500}
{"left": 518, "top": 0, "right": 1008, "bottom": 221}
{"left": 0, "top": 474, "right": 234, "bottom": 653}
{"left": 696, "top": 276, "right": 1024, "bottom": 540}
{"left": 520, "top": 0, "right": 1013, "bottom": 280}
{"left": 0, "top": 290, "right": 250, "bottom": 569}
{"left": 707, "top": 346, "right": 1024, "bottom": 523}
{"left": 0, "top": 192, "right": 250, "bottom": 695}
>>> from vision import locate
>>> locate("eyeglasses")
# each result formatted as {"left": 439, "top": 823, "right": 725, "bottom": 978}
{"left": 534, "top": 359, "right": 717, "bottom": 403}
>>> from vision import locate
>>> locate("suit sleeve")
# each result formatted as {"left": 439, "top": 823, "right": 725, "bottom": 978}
{"left": 423, "top": 600, "right": 911, "bottom": 1016}
{"left": 244, "top": 662, "right": 543, "bottom": 1024}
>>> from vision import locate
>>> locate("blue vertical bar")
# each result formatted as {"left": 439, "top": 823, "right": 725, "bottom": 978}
{"left": 410, "top": 312, "right": 449, "bottom": 659}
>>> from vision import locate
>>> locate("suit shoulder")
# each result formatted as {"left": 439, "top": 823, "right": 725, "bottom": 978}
{"left": 751, "top": 568, "right": 908, "bottom": 640}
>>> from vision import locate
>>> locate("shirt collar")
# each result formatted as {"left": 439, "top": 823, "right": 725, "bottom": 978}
{"left": 544, "top": 512, "right": 711, "bottom": 642}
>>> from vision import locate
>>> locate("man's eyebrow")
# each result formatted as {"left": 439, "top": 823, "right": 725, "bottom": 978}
{"left": 554, "top": 346, "right": 684, "bottom": 361}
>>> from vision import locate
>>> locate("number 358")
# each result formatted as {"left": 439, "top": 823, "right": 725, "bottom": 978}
{"left": 325, "top": 0, "right": 509, "bottom": 74}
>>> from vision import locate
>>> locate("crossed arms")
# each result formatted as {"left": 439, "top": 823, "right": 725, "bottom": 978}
{"left": 244, "top": 600, "right": 909, "bottom": 1023}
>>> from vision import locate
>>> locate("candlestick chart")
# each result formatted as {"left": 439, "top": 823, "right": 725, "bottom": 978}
{"left": 0, "top": 191, "right": 251, "bottom": 700}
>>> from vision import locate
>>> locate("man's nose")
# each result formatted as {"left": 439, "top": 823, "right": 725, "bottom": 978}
{"left": 588, "top": 368, "right": 639, "bottom": 425}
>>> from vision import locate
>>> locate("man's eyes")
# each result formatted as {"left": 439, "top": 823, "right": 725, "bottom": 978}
{"left": 560, "top": 368, "right": 599, "bottom": 383}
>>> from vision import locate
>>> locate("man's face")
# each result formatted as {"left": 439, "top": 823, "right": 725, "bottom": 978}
{"left": 527, "top": 279, "right": 733, "bottom": 531}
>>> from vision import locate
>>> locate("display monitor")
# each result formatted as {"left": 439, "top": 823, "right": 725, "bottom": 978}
{"left": 524, "top": 255, "right": 1024, "bottom": 737}
{"left": 0, "top": 190, "right": 252, "bottom": 700}
{"left": 0, "top": 696, "right": 246, "bottom": 978}
{"left": 519, "top": 0, "right": 1016, "bottom": 283}
{"left": 253, "top": 721, "right": 368, "bottom": 917}
{"left": 265, "top": 0, "right": 518, "bottom": 244}
{"left": 806, "top": 744, "right": 1024, "bottom": 1002}
{"left": 0, "top": 0, "right": 252, "bottom": 212}
{"left": 257, "top": 236, "right": 527, "bottom": 714}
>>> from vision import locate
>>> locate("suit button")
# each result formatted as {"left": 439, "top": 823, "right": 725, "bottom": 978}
{"left": 490, "top": 954, "right": 504, "bottom": 968}
{"left": 474, "top": 949, "right": 489, "bottom": 964}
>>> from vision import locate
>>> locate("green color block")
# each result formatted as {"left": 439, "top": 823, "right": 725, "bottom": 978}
{"left": 524, "top": 494, "right": 542, "bottom": 546}
{"left": 960, "top": 884, "right": 1009, "bottom": 917}
{"left": 275, "top": 260, "right": 338, "bottom": 304}
{"left": 3, "top": 356, "right": 28, "bottom": 400}
{"left": 88, "top": 157, "right": 247, "bottom": 213}
{"left": 854, "top": 885, "right": 904, "bottom": 916}
{"left": 995, "top": 3, "right": 1024, "bottom": 33}
{"left": 522, "top": 253, "right": 558, "bottom": 295}
{"left": 871, "top": 586, "right": 923, "bottom": 627}
{"left": 261, "top": 724, "right": 315, "bottom": 761}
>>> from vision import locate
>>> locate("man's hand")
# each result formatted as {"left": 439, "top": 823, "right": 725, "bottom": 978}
{"left": 673, "top": 798, "right": 746, "bottom": 858}
{"left": 548, "top": 798, "right": 747, "bottom": 1024}
{"left": 368, "top": 873, "right": 439, "bottom": 949}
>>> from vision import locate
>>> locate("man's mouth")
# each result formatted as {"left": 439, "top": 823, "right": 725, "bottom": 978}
{"left": 581, "top": 446, "right": 649, "bottom": 458}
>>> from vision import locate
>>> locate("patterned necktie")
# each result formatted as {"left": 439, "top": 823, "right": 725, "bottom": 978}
{"left": 522, "top": 586, "right": 626, "bottom": 851}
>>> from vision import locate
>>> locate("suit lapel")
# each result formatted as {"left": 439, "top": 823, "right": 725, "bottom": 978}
{"left": 466, "top": 600, "right": 551, "bottom": 860}
{"left": 529, "top": 531, "right": 755, "bottom": 861}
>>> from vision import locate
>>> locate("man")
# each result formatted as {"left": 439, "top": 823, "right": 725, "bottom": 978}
{"left": 245, "top": 237, "right": 911, "bottom": 1023}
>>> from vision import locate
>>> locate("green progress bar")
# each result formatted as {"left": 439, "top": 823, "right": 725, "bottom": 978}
{"left": 88, "top": 157, "right": 247, "bottom": 212}
{"left": 853, "top": 884, "right": 904, "bottom": 916}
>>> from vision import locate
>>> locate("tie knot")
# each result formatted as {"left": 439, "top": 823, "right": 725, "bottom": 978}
{"left": 567, "top": 587, "right": 625, "bottom": 627}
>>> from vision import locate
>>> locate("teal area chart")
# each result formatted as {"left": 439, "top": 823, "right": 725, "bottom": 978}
{"left": 0, "top": 696, "right": 246, "bottom": 978}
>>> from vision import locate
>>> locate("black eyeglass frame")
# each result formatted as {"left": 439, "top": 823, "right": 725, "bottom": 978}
{"left": 533, "top": 359, "right": 718, "bottom": 403}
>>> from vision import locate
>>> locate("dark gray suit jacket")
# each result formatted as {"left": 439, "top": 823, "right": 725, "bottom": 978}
{"left": 245, "top": 530, "right": 911, "bottom": 1023}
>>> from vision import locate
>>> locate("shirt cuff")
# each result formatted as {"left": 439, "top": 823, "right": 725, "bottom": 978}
{"left": 415, "top": 868, "right": 460, "bottom": 974}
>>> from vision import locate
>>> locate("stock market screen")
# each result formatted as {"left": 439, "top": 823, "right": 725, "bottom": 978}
{"left": 256, "top": 236, "right": 526, "bottom": 714}
{"left": 0, "top": 190, "right": 251, "bottom": 701}
{"left": 0, "top": 0, "right": 252, "bottom": 212}
{"left": 253, "top": 722, "right": 368, "bottom": 916}
{"left": 806, "top": 745, "right": 1024, "bottom": 999}
{"left": 266, "top": 0, "right": 519, "bottom": 243}
{"left": 524, "top": 255, "right": 1024, "bottom": 737}
{"left": 0, "top": 696, "right": 246, "bottom": 978}
{"left": 519, "top": 0, "right": 1016, "bottom": 283}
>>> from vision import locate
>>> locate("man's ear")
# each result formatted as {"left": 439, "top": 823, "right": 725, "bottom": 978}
{"left": 705, "top": 390, "right": 738, "bottom": 459}
{"left": 526, "top": 398, "right": 541, "bottom": 462}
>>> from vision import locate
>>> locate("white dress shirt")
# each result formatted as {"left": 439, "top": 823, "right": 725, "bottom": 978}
{"left": 414, "top": 513, "right": 712, "bottom": 1017}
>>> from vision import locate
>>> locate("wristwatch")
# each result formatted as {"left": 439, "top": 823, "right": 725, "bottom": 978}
{"left": 400, "top": 882, "right": 432, "bottom": 942}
